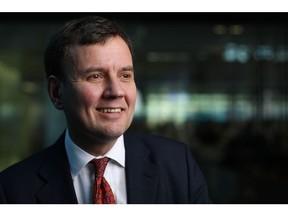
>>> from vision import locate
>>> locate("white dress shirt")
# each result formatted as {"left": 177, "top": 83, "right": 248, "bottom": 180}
{"left": 64, "top": 129, "right": 127, "bottom": 204}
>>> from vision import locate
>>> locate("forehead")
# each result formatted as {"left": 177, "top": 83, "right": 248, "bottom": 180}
{"left": 66, "top": 37, "right": 133, "bottom": 74}
{"left": 70, "top": 37, "right": 131, "bottom": 60}
{"left": 71, "top": 36, "right": 130, "bottom": 53}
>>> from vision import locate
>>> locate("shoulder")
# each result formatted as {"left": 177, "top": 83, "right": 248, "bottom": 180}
{"left": 125, "top": 130, "right": 186, "bottom": 145}
{"left": 124, "top": 130, "right": 189, "bottom": 157}
{"left": 0, "top": 145, "right": 50, "bottom": 178}
{"left": 0, "top": 135, "right": 64, "bottom": 179}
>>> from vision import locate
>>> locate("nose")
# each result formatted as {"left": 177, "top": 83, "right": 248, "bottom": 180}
{"left": 103, "top": 76, "right": 125, "bottom": 99}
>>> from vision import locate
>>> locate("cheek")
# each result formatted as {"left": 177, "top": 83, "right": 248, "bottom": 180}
{"left": 74, "top": 85, "right": 101, "bottom": 105}
{"left": 128, "top": 86, "right": 137, "bottom": 106}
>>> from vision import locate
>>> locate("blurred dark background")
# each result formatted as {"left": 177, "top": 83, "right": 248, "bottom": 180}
{"left": 1, "top": 12, "right": 288, "bottom": 203}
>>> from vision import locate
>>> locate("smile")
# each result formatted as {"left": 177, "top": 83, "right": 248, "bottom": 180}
{"left": 97, "top": 108, "right": 122, "bottom": 113}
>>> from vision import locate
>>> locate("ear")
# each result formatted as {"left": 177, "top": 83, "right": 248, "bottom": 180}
{"left": 47, "top": 75, "right": 64, "bottom": 110}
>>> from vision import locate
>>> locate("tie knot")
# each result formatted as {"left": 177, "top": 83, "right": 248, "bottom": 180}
{"left": 90, "top": 157, "right": 110, "bottom": 177}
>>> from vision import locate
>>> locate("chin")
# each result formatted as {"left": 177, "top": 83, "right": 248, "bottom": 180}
{"left": 99, "top": 126, "right": 126, "bottom": 139}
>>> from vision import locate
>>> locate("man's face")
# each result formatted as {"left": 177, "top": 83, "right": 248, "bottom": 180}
{"left": 61, "top": 36, "right": 136, "bottom": 144}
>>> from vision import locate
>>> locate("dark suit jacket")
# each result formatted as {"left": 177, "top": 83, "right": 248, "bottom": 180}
{"left": 0, "top": 131, "right": 211, "bottom": 204}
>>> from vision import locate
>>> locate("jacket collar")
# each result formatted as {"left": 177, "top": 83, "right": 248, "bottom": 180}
{"left": 124, "top": 131, "right": 159, "bottom": 204}
{"left": 35, "top": 133, "right": 78, "bottom": 204}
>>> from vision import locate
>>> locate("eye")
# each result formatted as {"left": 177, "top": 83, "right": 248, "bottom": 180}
{"left": 87, "top": 73, "right": 101, "bottom": 81}
{"left": 123, "top": 73, "right": 131, "bottom": 79}
{"left": 120, "top": 71, "right": 134, "bottom": 81}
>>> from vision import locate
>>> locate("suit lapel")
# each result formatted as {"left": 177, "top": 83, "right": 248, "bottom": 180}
{"left": 124, "top": 132, "right": 159, "bottom": 204}
{"left": 34, "top": 131, "right": 159, "bottom": 204}
{"left": 35, "top": 134, "right": 78, "bottom": 204}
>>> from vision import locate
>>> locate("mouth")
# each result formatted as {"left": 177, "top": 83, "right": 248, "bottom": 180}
{"left": 96, "top": 108, "right": 122, "bottom": 113}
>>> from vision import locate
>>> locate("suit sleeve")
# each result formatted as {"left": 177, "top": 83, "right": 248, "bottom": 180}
{"left": 0, "top": 178, "right": 7, "bottom": 204}
{"left": 185, "top": 146, "right": 212, "bottom": 204}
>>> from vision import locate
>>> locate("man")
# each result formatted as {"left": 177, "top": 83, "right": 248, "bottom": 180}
{"left": 0, "top": 16, "right": 211, "bottom": 204}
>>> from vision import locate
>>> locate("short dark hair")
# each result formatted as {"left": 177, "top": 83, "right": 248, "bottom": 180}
{"left": 44, "top": 16, "right": 133, "bottom": 81}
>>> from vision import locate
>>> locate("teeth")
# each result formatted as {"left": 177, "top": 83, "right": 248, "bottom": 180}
{"left": 98, "top": 108, "right": 121, "bottom": 113}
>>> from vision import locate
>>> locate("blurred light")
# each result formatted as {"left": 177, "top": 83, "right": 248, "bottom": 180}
{"left": 0, "top": 103, "right": 17, "bottom": 118}
{"left": 229, "top": 25, "right": 244, "bottom": 35}
{"left": 21, "top": 81, "right": 39, "bottom": 94}
{"left": 223, "top": 43, "right": 250, "bottom": 63}
{"left": 134, "top": 89, "right": 143, "bottom": 117}
{"left": 224, "top": 43, "right": 288, "bottom": 62}
{"left": 275, "top": 46, "right": 288, "bottom": 62}
{"left": 253, "top": 45, "right": 274, "bottom": 61}
{"left": 237, "top": 45, "right": 250, "bottom": 63}
{"left": 223, "top": 43, "right": 237, "bottom": 62}
{"left": 213, "top": 25, "right": 227, "bottom": 35}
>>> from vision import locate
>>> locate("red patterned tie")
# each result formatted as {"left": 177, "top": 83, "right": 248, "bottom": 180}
{"left": 90, "top": 158, "right": 116, "bottom": 204}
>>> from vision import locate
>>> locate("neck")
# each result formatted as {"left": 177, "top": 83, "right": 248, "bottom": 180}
{"left": 77, "top": 142, "right": 115, "bottom": 157}
{"left": 68, "top": 129, "right": 118, "bottom": 157}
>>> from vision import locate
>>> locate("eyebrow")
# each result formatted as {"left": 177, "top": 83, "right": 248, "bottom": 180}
{"left": 121, "top": 65, "right": 134, "bottom": 71}
{"left": 81, "top": 65, "right": 134, "bottom": 74}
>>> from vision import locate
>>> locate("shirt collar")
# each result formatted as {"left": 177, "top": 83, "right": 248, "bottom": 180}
{"left": 64, "top": 129, "right": 125, "bottom": 178}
